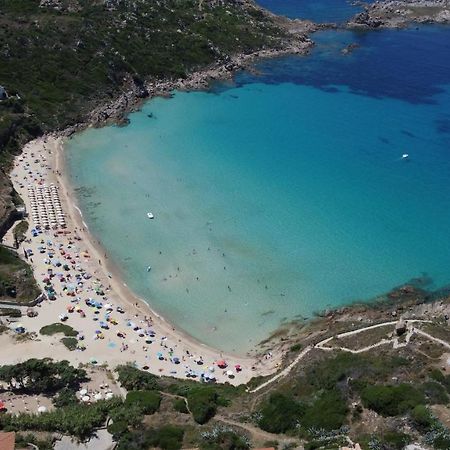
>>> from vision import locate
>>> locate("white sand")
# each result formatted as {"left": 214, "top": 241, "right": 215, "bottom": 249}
{"left": 1, "top": 135, "right": 281, "bottom": 386}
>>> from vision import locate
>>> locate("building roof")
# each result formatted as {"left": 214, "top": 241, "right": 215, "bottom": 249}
{"left": 0, "top": 432, "right": 15, "bottom": 450}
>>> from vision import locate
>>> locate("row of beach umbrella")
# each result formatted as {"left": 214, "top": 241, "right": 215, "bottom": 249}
{"left": 28, "top": 184, "right": 66, "bottom": 229}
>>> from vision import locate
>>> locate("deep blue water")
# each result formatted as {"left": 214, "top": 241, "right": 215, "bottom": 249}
{"left": 65, "top": 24, "right": 450, "bottom": 353}
{"left": 257, "top": 0, "right": 373, "bottom": 22}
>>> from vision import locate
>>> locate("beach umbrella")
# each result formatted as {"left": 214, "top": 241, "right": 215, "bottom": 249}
{"left": 217, "top": 360, "right": 227, "bottom": 368}
{"left": 79, "top": 388, "right": 88, "bottom": 396}
{"left": 105, "top": 392, "right": 114, "bottom": 400}
{"left": 89, "top": 357, "right": 98, "bottom": 364}
{"left": 37, "top": 406, "right": 47, "bottom": 413}
{"left": 226, "top": 370, "right": 234, "bottom": 377}
{"left": 157, "top": 352, "right": 164, "bottom": 360}
{"left": 235, "top": 364, "right": 242, "bottom": 372}
{"left": 208, "top": 366, "right": 215, "bottom": 372}
{"left": 94, "top": 393, "right": 103, "bottom": 401}
{"left": 82, "top": 395, "right": 90, "bottom": 402}
{"left": 172, "top": 357, "right": 180, "bottom": 364}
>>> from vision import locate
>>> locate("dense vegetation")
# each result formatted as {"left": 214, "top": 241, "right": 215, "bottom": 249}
{"left": 0, "top": 245, "right": 39, "bottom": 302}
{"left": 0, "top": 358, "right": 87, "bottom": 394}
{"left": 255, "top": 351, "right": 450, "bottom": 449}
{"left": 0, "top": 0, "right": 286, "bottom": 157}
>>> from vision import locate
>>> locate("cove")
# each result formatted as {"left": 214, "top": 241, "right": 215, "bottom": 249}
{"left": 65, "top": 26, "right": 450, "bottom": 354}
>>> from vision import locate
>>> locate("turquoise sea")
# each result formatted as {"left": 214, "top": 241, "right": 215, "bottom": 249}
{"left": 65, "top": 11, "right": 450, "bottom": 354}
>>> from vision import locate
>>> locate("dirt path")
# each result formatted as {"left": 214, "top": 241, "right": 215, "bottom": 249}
{"left": 249, "top": 319, "right": 433, "bottom": 394}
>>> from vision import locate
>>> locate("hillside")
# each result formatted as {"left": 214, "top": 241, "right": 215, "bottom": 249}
{"left": 0, "top": 0, "right": 308, "bottom": 297}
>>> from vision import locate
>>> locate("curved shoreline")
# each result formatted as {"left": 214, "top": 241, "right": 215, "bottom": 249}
{"left": 58, "top": 139, "right": 258, "bottom": 359}
{"left": 6, "top": 134, "right": 282, "bottom": 385}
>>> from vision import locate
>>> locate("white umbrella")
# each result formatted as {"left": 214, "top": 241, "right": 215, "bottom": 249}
{"left": 226, "top": 370, "right": 234, "bottom": 377}
{"left": 37, "top": 405, "right": 47, "bottom": 413}
{"left": 94, "top": 393, "right": 103, "bottom": 401}
{"left": 82, "top": 395, "right": 90, "bottom": 402}
{"left": 105, "top": 392, "right": 114, "bottom": 400}
{"left": 79, "top": 388, "right": 87, "bottom": 396}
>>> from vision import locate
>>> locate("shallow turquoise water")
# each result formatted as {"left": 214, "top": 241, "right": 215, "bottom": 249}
{"left": 66, "top": 27, "right": 450, "bottom": 354}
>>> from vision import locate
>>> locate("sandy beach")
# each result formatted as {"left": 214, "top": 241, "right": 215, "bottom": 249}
{"left": 1, "top": 134, "right": 282, "bottom": 386}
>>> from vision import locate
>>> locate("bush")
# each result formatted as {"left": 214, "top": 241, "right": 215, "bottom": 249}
{"left": 200, "top": 427, "right": 250, "bottom": 450}
{"left": 117, "top": 425, "right": 185, "bottom": 450}
{"left": 125, "top": 390, "right": 161, "bottom": 414}
{"left": 380, "top": 431, "right": 411, "bottom": 450}
{"left": 0, "top": 398, "right": 122, "bottom": 439}
{"left": 0, "top": 358, "right": 88, "bottom": 394}
{"left": 0, "top": 308, "right": 21, "bottom": 317}
{"left": 258, "top": 393, "right": 304, "bottom": 433}
{"left": 301, "top": 388, "right": 348, "bottom": 431}
{"left": 173, "top": 398, "right": 189, "bottom": 414}
{"left": 411, "top": 404, "right": 437, "bottom": 433}
{"left": 360, "top": 384, "right": 425, "bottom": 416}
{"left": 149, "top": 425, "right": 185, "bottom": 450}
{"left": 116, "top": 365, "right": 159, "bottom": 391}
{"left": 421, "top": 381, "right": 449, "bottom": 404}
{"left": 61, "top": 337, "right": 78, "bottom": 351}
{"left": 107, "top": 420, "right": 129, "bottom": 440}
{"left": 40, "top": 323, "right": 77, "bottom": 337}
{"left": 187, "top": 387, "right": 220, "bottom": 424}
{"left": 53, "top": 387, "right": 78, "bottom": 408}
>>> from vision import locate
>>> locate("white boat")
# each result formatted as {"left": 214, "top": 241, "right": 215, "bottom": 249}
{"left": 147, "top": 212, "right": 154, "bottom": 219}
{"left": 402, "top": 153, "right": 409, "bottom": 160}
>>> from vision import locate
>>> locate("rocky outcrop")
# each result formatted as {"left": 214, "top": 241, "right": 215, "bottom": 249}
{"left": 348, "top": 0, "right": 450, "bottom": 28}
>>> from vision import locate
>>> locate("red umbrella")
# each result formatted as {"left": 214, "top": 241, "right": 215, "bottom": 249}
{"left": 0, "top": 401, "right": 6, "bottom": 411}
{"left": 217, "top": 360, "right": 228, "bottom": 368}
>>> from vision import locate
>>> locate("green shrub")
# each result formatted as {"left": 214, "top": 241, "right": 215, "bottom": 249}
{"left": 107, "top": 420, "right": 129, "bottom": 440}
{"left": 187, "top": 387, "right": 220, "bottom": 424}
{"left": 53, "top": 387, "right": 78, "bottom": 408}
{"left": 173, "top": 398, "right": 189, "bottom": 414}
{"left": 361, "top": 384, "right": 425, "bottom": 416}
{"left": 40, "top": 323, "right": 77, "bottom": 337}
{"left": 380, "top": 431, "right": 411, "bottom": 450}
{"left": 411, "top": 405, "right": 435, "bottom": 431}
{"left": 61, "top": 337, "right": 78, "bottom": 351}
{"left": 125, "top": 390, "right": 161, "bottom": 415}
{"left": 430, "top": 369, "right": 450, "bottom": 393}
{"left": 258, "top": 393, "right": 304, "bottom": 433}
{"left": 0, "top": 308, "right": 21, "bottom": 317}
{"left": 116, "top": 365, "right": 159, "bottom": 391}
{"left": 118, "top": 425, "right": 185, "bottom": 450}
{"left": 200, "top": 427, "right": 250, "bottom": 450}
{"left": 0, "top": 398, "right": 122, "bottom": 439}
{"left": 302, "top": 388, "right": 348, "bottom": 431}
{"left": 421, "top": 381, "right": 449, "bottom": 404}
{"left": 0, "top": 358, "right": 88, "bottom": 394}
{"left": 290, "top": 343, "right": 302, "bottom": 352}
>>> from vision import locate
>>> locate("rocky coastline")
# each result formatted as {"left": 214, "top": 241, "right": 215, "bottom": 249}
{"left": 348, "top": 0, "right": 450, "bottom": 29}
{"left": 70, "top": 19, "right": 317, "bottom": 133}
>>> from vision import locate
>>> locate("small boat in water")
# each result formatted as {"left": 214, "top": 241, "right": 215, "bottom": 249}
{"left": 147, "top": 212, "right": 154, "bottom": 219}
{"left": 402, "top": 153, "right": 409, "bottom": 160}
